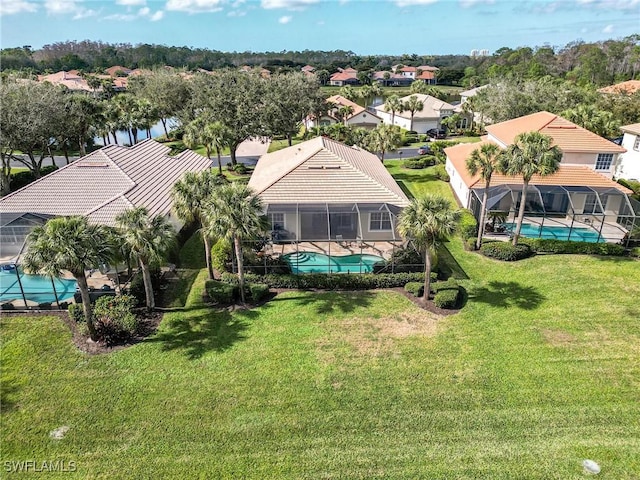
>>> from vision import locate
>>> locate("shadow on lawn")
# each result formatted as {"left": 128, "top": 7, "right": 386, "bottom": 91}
{"left": 290, "top": 291, "right": 375, "bottom": 315}
{"left": 468, "top": 281, "right": 545, "bottom": 310}
{"left": 150, "top": 306, "right": 261, "bottom": 360}
{"left": 437, "top": 242, "right": 469, "bottom": 280}
{"left": 0, "top": 376, "right": 19, "bottom": 413}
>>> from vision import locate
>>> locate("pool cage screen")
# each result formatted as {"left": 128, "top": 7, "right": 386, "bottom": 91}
{"left": 469, "top": 184, "right": 640, "bottom": 245}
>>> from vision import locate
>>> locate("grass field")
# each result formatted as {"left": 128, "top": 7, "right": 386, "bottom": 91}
{"left": 2, "top": 163, "right": 639, "bottom": 478}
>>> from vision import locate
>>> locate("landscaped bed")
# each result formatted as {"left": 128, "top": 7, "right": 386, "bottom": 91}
{"left": 2, "top": 246, "right": 639, "bottom": 478}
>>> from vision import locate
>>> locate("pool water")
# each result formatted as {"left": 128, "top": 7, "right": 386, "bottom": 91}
{"left": 0, "top": 267, "right": 77, "bottom": 304}
{"left": 282, "top": 252, "right": 385, "bottom": 274}
{"left": 505, "top": 223, "right": 604, "bottom": 242}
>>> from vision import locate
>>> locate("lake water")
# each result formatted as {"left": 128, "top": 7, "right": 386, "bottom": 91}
{"left": 95, "top": 119, "right": 177, "bottom": 147}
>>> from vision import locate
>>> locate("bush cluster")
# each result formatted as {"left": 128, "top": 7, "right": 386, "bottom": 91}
{"left": 220, "top": 271, "right": 437, "bottom": 290}
{"left": 630, "top": 247, "right": 640, "bottom": 258}
{"left": 432, "top": 164, "right": 450, "bottom": 182}
{"left": 228, "top": 163, "right": 248, "bottom": 174}
{"left": 93, "top": 295, "right": 139, "bottom": 345}
{"left": 480, "top": 242, "right": 533, "bottom": 261}
{"left": 68, "top": 303, "right": 85, "bottom": 323}
{"left": 518, "top": 238, "right": 626, "bottom": 256}
{"left": 434, "top": 289, "right": 460, "bottom": 309}
{"left": 404, "top": 282, "right": 423, "bottom": 297}
{"left": 459, "top": 209, "right": 478, "bottom": 242}
{"left": 205, "top": 279, "right": 271, "bottom": 304}
{"left": 404, "top": 156, "right": 435, "bottom": 169}
{"left": 248, "top": 283, "right": 270, "bottom": 302}
{"left": 211, "top": 238, "right": 232, "bottom": 273}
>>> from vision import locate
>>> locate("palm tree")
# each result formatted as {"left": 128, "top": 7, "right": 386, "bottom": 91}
{"left": 500, "top": 132, "right": 562, "bottom": 246}
{"left": 403, "top": 95, "right": 424, "bottom": 132}
{"left": 184, "top": 118, "right": 232, "bottom": 175}
{"left": 115, "top": 207, "right": 176, "bottom": 310}
{"left": 367, "top": 124, "right": 403, "bottom": 162}
{"left": 384, "top": 95, "right": 403, "bottom": 125}
{"left": 203, "top": 183, "right": 268, "bottom": 304}
{"left": 398, "top": 195, "right": 460, "bottom": 301}
{"left": 466, "top": 143, "right": 503, "bottom": 249}
{"left": 336, "top": 105, "right": 354, "bottom": 126}
{"left": 172, "top": 170, "right": 225, "bottom": 280}
{"left": 22, "top": 217, "right": 115, "bottom": 341}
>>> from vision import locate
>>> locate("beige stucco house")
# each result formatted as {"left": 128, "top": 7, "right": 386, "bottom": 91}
{"left": 375, "top": 94, "right": 455, "bottom": 133}
{"left": 304, "top": 95, "right": 382, "bottom": 131}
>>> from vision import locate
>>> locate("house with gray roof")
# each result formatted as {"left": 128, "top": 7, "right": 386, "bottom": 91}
{"left": 248, "top": 136, "right": 409, "bottom": 244}
{"left": 0, "top": 140, "right": 211, "bottom": 252}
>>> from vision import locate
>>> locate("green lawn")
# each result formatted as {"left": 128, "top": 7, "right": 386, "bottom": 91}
{"left": 2, "top": 159, "right": 639, "bottom": 478}
{"left": 267, "top": 138, "right": 304, "bottom": 153}
{"left": 385, "top": 159, "right": 456, "bottom": 201}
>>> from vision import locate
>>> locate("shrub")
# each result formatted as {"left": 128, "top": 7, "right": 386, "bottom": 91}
{"left": 630, "top": 247, "right": 640, "bottom": 258}
{"left": 431, "top": 279, "right": 458, "bottom": 294}
{"left": 205, "top": 280, "right": 236, "bottom": 304}
{"left": 1, "top": 303, "right": 15, "bottom": 310}
{"left": 404, "top": 156, "right": 435, "bottom": 169}
{"left": 480, "top": 242, "right": 532, "bottom": 261}
{"left": 464, "top": 237, "right": 477, "bottom": 251}
{"left": 228, "top": 163, "right": 248, "bottom": 174}
{"left": 93, "top": 295, "right": 138, "bottom": 344}
{"left": 248, "top": 283, "right": 270, "bottom": 302}
{"left": 220, "top": 271, "right": 437, "bottom": 290}
{"left": 459, "top": 209, "right": 478, "bottom": 241}
{"left": 211, "top": 238, "right": 232, "bottom": 273}
{"left": 432, "top": 164, "right": 450, "bottom": 182}
{"left": 519, "top": 238, "right": 626, "bottom": 256}
{"left": 68, "top": 303, "right": 85, "bottom": 323}
{"left": 404, "top": 282, "right": 423, "bottom": 297}
{"left": 434, "top": 288, "right": 460, "bottom": 309}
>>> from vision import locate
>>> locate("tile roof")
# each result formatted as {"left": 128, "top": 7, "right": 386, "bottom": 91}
{"left": 0, "top": 140, "right": 212, "bottom": 226}
{"left": 326, "top": 95, "right": 365, "bottom": 117}
{"left": 330, "top": 71, "right": 358, "bottom": 81}
{"left": 485, "top": 111, "right": 625, "bottom": 153}
{"left": 374, "top": 93, "right": 455, "bottom": 119}
{"left": 621, "top": 123, "right": 640, "bottom": 136}
{"left": 598, "top": 80, "right": 640, "bottom": 95}
{"left": 104, "top": 65, "right": 132, "bottom": 77}
{"left": 460, "top": 85, "right": 488, "bottom": 97}
{"left": 416, "top": 71, "right": 436, "bottom": 80}
{"left": 248, "top": 137, "right": 409, "bottom": 207}
{"left": 38, "top": 71, "right": 94, "bottom": 92}
{"left": 445, "top": 141, "right": 632, "bottom": 193}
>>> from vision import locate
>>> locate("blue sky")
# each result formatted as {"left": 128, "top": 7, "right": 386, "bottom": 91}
{"left": 0, "top": 0, "right": 638, "bottom": 55}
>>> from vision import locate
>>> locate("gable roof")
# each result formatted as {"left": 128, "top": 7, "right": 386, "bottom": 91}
{"left": 444, "top": 140, "right": 632, "bottom": 194}
{"left": 621, "top": 123, "right": 640, "bottom": 136}
{"left": 485, "top": 111, "right": 625, "bottom": 153}
{"left": 105, "top": 65, "right": 132, "bottom": 77}
{"left": 330, "top": 71, "right": 358, "bottom": 81}
{"left": 374, "top": 93, "right": 455, "bottom": 119}
{"left": 460, "top": 85, "right": 488, "bottom": 97}
{"left": 0, "top": 140, "right": 212, "bottom": 226}
{"left": 326, "top": 95, "right": 366, "bottom": 118}
{"left": 598, "top": 80, "right": 640, "bottom": 95}
{"left": 248, "top": 137, "right": 409, "bottom": 206}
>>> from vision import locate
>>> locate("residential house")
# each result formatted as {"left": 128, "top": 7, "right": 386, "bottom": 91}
{"left": 444, "top": 112, "right": 636, "bottom": 243}
{"left": 304, "top": 95, "right": 382, "bottom": 130}
{"left": 329, "top": 68, "right": 359, "bottom": 86}
{"left": 616, "top": 123, "right": 640, "bottom": 180}
{"left": 104, "top": 65, "right": 132, "bottom": 77}
{"left": 38, "top": 71, "right": 94, "bottom": 93}
{"left": 248, "top": 136, "right": 409, "bottom": 245}
{"left": 597, "top": 80, "right": 640, "bottom": 95}
{"left": 375, "top": 93, "right": 455, "bottom": 133}
{"left": 372, "top": 71, "right": 413, "bottom": 87}
{"left": 453, "top": 85, "right": 488, "bottom": 128}
{"left": 301, "top": 65, "right": 316, "bottom": 76}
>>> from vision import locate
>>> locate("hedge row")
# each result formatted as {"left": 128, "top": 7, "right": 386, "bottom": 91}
{"left": 518, "top": 238, "right": 627, "bottom": 256}
{"left": 434, "top": 289, "right": 460, "bottom": 309}
{"left": 480, "top": 242, "right": 533, "bottom": 261}
{"left": 205, "top": 280, "right": 270, "bottom": 304}
{"left": 220, "top": 271, "right": 438, "bottom": 290}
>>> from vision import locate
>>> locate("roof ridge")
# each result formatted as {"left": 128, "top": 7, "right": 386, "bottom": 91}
{"left": 85, "top": 194, "right": 135, "bottom": 218}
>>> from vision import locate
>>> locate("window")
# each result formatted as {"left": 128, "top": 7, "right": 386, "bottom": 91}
{"left": 267, "top": 213, "right": 285, "bottom": 230}
{"left": 369, "top": 212, "right": 392, "bottom": 231}
{"left": 634, "top": 136, "right": 640, "bottom": 152}
{"left": 595, "top": 153, "right": 613, "bottom": 170}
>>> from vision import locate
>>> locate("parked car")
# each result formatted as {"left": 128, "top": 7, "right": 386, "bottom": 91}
{"left": 417, "top": 145, "right": 432, "bottom": 155}
{"left": 427, "top": 128, "right": 447, "bottom": 139}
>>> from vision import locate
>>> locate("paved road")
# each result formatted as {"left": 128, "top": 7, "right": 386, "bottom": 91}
{"left": 384, "top": 147, "right": 421, "bottom": 160}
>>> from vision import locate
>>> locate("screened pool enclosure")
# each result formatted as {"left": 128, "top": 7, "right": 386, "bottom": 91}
{"left": 468, "top": 184, "right": 640, "bottom": 245}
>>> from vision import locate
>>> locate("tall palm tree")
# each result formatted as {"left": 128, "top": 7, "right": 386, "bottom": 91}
{"left": 384, "top": 95, "right": 403, "bottom": 126}
{"left": 466, "top": 143, "right": 503, "bottom": 249}
{"left": 203, "top": 183, "right": 268, "bottom": 304}
{"left": 403, "top": 95, "right": 425, "bottom": 131}
{"left": 367, "top": 124, "right": 403, "bottom": 162}
{"left": 500, "top": 132, "right": 562, "bottom": 246}
{"left": 22, "top": 216, "right": 115, "bottom": 341}
{"left": 171, "top": 170, "right": 225, "bottom": 280}
{"left": 398, "top": 195, "right": 460, "bottom": 301}
{"left": 336, "top": 105, "right": 354, "bottom": 125}
{"left": 115, "top": 207, "right": 176, "bottom": 310}
{"left": 184, "top": 117, "right": 232, "bottom": 175}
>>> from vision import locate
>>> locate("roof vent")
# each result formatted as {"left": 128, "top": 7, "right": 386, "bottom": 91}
{"left": 308, "top": 166, "right": 324, "bottom": 169}
{"left": 325, "top": 166, "right": 341, "bottom": 169}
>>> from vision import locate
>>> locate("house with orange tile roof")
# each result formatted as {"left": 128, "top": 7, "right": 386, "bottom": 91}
{"left": 104, "top": 65, "right": 132, "bottom": 77}
{"left": 304, "top": 95, "right": 382, "bottom": 130}
{"left": 444, "top": 112, "right": 638, "bottom": 243}
{"left": 617, "top": 123, "right": 640, "bottom": 180}
{"left": 329, "top": 68, "right": 359, "bottom": 86}
{"left": 597, "top": 80, "right": 640, "bottom": 95}
{"left": 38, "top": 71, "right": 95, "bottom": 92}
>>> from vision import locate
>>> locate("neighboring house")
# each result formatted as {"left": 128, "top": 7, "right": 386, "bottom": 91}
{"left": 304, "top": 95, "right": 382, "bottom": 130}
{"left": 597, "top": 80, "right": 640, "bottom": 95}
{"left": 453, "top": 85, "right": 489, "bottom": 127}
{"left": 459, "top": 85, "right": 487, "bottom": 105}
{"left": 375, "top": 94, "right": 455, "bottom": 133}
{"left": 104, "top": 65, "right": 132, "bottom": 77}
{"left": 0, "top": 140, "right": 211, "bottom": 236}
{"left": 444, "top": 112, "right": 636, "bottom": 243}
{"left": 329, "top": 68, "right": 359, "bottom": 86}
{"left": 617, "top": 123, "right": 640, "bottom": 180}
{"left": 38, "top": 71, "right": 94, "bottom": 92}
{"left": 372, "top": 71, "right": 413, "bottom": 87}
{"left": 301, "top": 65, "right": 315, "bottom": 75}
{"left": 248, "top": 136, "right": 410, "bottom": 243}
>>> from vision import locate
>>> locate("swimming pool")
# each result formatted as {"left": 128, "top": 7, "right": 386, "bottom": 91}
{"left": 0, "top": 266, "right": 77, "bottom": 304}
{"left": 505, "top": 223, "right": 604, "bottom": 242}
{"left": 282, "top": 252, "right": 386, "bottom": 274}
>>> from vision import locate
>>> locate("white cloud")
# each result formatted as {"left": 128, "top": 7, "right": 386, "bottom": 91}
{"left": 602, "top": 24, "right": 614, "bottom": 33}
{"left": 150, "top": 9, "right": 164, "bottom": 20}
{"left": 575, "top": 0, "right": 640, "bottom": 10}
{"left": 116, "top": 0, "right": 146, "bottom": 5}
{"left": 105, "top": 5, "right": 163, "bottom": 21}
{"left": 227, "top": 9, "right": 246, "bottom": 16}
{"left": 278, "top": 14, "right": 292, "bottom": 23}
{"left": 165, "top": 0, "right": 224, "bottom": 12}
{"left": 138, "top": 6, "right": 150, "bottom": 15}
{"left": 0, "top": 0, "right": 38, "bottom": 15}
{"left": 459, "top": 0, "right": 494, "bottom": 7}
{"left": 73, "top": 7, "right": 99, "bottom": 18}
{"left": 393, "top": 0, "right": 438, "bottom": 6}
{"left": 45, "top": 0, "right": 79, "bottom": 14}
{"left": 261, "top": 0, "right": 318, "bottom": 10}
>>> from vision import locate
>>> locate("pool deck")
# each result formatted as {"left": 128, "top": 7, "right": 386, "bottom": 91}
{"left": 271, "top": 241, "right": 401, "bottom": 260}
